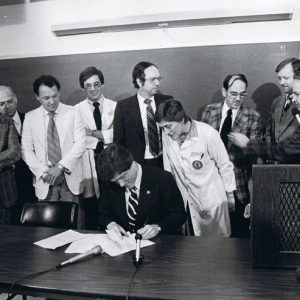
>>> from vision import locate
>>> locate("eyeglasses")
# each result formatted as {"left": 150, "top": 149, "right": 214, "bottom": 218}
{"left": 84, "top": 82, "right": 101, "bottom": 90}
{"left": 145, "top": 77, "right": 163, "bottom": 84}
{"left": 228, "top": 91, "right": 248, "bottom": 100}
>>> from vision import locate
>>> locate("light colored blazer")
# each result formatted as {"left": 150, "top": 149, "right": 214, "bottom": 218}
{"left": 75, "top": 97, "right": 116, "bottom": 198}
{"left": 21, "top": 103, "right": 86, "bottom": 199}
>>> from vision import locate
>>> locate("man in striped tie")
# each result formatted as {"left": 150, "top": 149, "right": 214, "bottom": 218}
{"left": 113, "top": 61, "right": 173, "bottom": 169}
{"left": 97, "top": 143, "right": 186, "bottom": 240}
{"left": 22, "top": 75, "right": 86, "bottom": 228}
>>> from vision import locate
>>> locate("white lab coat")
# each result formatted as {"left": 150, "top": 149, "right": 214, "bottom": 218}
{"left": 162, "top": 120, "right": 236, "bottom": 237}
{"left": 75, "top": 97, "right": 116, "bottom": 198}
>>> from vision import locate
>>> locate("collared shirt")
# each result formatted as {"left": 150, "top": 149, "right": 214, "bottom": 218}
{"left": 284, "top": 93, "right": 293, "bottom": 109}
{"left": 12, "top": 111, "right": 22, "bottom": 136}
{"left": 42, "top": 103, "right": 62, "bottom": 166}
{"left": 125, "top": 163, "right": 142, "bottom": 211}
{"left": 219, "top": 102, "right": 239, "bottom": 133}
{"left": 137, "top": 92, "right": 161, "bottom": 159}
{"left": 87, "top": 94, "right": 104, "bottom": 115}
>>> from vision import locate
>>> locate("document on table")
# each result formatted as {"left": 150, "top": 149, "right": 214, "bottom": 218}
{"left": 34, "top": 229, "right": 154, "bottom": 256}
{"left": 34, "top": 230, "right": 90, "bottom": 250}
{"left": 65, "top": 229, "right": 154, "bottom": 257}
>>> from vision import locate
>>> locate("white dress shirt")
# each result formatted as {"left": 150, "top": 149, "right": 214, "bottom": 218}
{"left": 219, "top": 102, "right": 240, "bottom": 133}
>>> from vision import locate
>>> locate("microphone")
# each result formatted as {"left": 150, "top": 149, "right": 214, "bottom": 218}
{"left": 291, "top": 107, "right": 300, "bottom": 126}
{"left": 134, "top": 233, "right": 143, "bottom": 266}
{"left": 57, "top": 245, "right": 102, "bottom": 268}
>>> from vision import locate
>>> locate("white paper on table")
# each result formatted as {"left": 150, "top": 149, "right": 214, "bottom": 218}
{"left": 65, "top": 230, "right": 154, "bottom": 257}
{"left": 34, "top": 230, "right": 90, "bottom": 250}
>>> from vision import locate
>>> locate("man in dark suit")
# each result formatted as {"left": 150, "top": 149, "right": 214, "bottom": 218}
{"left": 0, "top": 113, "right": 20, "bottom": 224}
{"left": 265, "top": 58, "right": 300, "bottom": 161}
{"left": 201, "top": 74, "right": 261, "bottom": 238}
{"left": 0, "top": 86, "right": 36, "bottom": 224}
{"left": 97, "top": 143, "right": 186, "bottom": 240}
{"left": 229, "top": 72, "right": 300, "bottom": 163}
{"left": 113, "top": 61, "right": 172, "bottom": 168}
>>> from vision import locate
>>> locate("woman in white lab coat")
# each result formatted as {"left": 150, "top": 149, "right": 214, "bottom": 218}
{"left": 156, "top": 99, "right": 236, "bottom": 237}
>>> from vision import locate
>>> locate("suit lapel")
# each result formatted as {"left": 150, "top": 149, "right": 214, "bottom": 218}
{"left": 130, "top": 95, "right": 144, "bottom": 138}
{"left": 0, "top": 120, "right": 6, "bottom": 151}
{"left": 80, "top": 99, "right": 96, "bottom": 129}
{"left": 210, "top": 104, "right": 223, "bottom": 131}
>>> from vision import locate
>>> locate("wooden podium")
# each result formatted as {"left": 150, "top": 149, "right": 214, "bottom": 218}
{"left": 252, "top": 165, "right": 300, "bottom": 268}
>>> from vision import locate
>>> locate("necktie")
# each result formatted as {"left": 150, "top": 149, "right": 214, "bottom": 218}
{"left": 93, "top": 102, "right": 104, "bottom": 155}
{"left": 284, "top": 94, "right": 293, "bottom": 112}
{"left": 144, "top": 99, "right": 159, "bottom": 156}
{"left": 47, "top": 112, "right": 62, "bottom": 165}
{"left": 127, "top": 187, "right": 139, "bottom": 230}
{"left": 220, "top": 109, "right": 232, "bottom": 147}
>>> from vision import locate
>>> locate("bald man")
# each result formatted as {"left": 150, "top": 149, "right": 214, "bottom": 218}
{"left": 0, "top": 86, "right": 36, "bottom": 224}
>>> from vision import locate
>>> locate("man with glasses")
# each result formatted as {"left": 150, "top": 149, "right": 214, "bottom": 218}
{"left": 201, "top": 74, "right": 261, "bottom": 237}
{"left": 113, "top": 61, "right": 172, "bottom": 169}
{"left": 76, "top": 66, "right": 116, "bottom": 229}
{"left": 229, "top": 72, "right": 300, "bottom": 163}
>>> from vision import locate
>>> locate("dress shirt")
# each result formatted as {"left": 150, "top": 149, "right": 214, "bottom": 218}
{"left": 12, "top": 111, "right": 22, "bottom": 136}
{"left": 219, "top": 102, "right": 239, "bottom": 133}
{"left": 87, "top": 95, "right": 103, "bottom": 115}
{"left": 42, "top": 104, "right": 63, "bottom": 166}
{"left": 125, "top": 163, "right": 142, "bottom": 212}
{"left": 137, "top": 93, "right": 161, "bottom": 159}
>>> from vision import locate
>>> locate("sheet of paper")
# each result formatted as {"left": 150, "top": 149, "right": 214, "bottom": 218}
{"left": 65, "top": 231, "right": 154, "bottom": 257}
{"left": 34, "top": 230, "right": 89, "bottom": 250}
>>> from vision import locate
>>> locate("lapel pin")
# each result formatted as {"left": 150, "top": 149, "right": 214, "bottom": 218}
{"left": 146, "top": 190, "right": 151, "bottom": 194}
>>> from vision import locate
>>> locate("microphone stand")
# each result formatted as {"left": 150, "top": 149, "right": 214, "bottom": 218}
{"left": 133, "top": 233, "right": 144, "bottom": 267}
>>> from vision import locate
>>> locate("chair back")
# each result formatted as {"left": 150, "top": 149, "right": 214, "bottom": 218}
{"left": 20, "top": 201, "right": 78, "bottom": 228}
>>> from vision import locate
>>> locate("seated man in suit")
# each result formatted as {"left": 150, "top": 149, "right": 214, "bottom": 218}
{"left": 113, "top": 61, "right": 172, "bottom": 169}
{"left": 0, "top": 85, "right": 36, "bottom": 224}
{"left": 0, "top": 113, "right": 20, "bottom": 224}
{"left": 97, "top": 143, "right": 186, "bottom": 240}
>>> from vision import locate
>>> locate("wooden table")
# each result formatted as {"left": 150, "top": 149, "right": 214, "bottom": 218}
{"left": 0, "top": 225, "right": 300, "bottom": 299}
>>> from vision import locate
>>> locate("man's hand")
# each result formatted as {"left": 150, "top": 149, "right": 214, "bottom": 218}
{"left": 85, "top": 128, "right": 104, "bottom": 141}
{"left": 107, "top": 222, "right": 129, "bottom": 240}
{"left": 228, "top": 132, "right": 250, "bottom": 149}
{"left": 138, "top": 224, "right": 161, "bottom": 240}
{"left": 226, "top": 192, "right": 235, "bottom": 212}
{"left": 43, "top": 166, "right": 63, "bottom": 185}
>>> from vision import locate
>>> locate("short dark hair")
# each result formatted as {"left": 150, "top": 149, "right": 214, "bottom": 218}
{"left": 275, "top": 57, "right": 300, "bottom": 73}
{"left": 97, "top": 143, "right": 134, "bottom": 181}
{"left": 223, "top": 74, "right": 248, "bottom": 91}
{"left": 79, "top": 66, "right": 104, "bottom": 88}
{"left": 33, "top": 75, "right": 61, "bottom": 96}
{"left": 155, "top": 99, "right": 190, "bottom": 124}
{"left": 132, "top": 61, "right": 157, "bottom": 89}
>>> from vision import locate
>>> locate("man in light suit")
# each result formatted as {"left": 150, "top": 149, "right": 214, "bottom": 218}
{"left": 76, "top": 66, "right": 116, "bottom": 229}
{"left": 0, "top": 113, "right": 20, "bottom": 224}
{"left": 201, "top": 74, "right": 261, "bottom": 237}
{"left": 22, "top": 75, "right": 86, "bottom": 228}
{"left": 113, "top": 61, "right": 172, "bottom": 169}
{"left": 265, "top": 58, "right": 300, "bottom": 163}
{"left": 0, "top": 86, "right": 36, "bottom": 224}
{"left": 97, "top": 143, "right": 186, "bottom": 240}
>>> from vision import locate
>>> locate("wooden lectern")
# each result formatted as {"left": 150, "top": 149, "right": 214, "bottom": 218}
{"left": 252, "top": 165, "right": 300, "bottom": 268}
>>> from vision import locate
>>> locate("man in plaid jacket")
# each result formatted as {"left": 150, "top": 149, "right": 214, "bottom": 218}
{"left": 201, "top": 74, "right": 261, "bottom": 237}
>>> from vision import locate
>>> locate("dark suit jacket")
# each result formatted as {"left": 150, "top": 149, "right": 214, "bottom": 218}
{"left": 0, "top": 115, "right": 21, "bottom": 208}
{"left": 14, "top": 112, "right": 36, "bottom": 203}
{"left": 246, "top": 127, "right": 300, "bottom": 163}
{"left": 201, "top": 102, "right": 262, "bottom": 204}
{"left": 265, "top": 95, "right": 298, "bottom": 144}
{"left": 113, "top": 93, "right": 172, "bottom": 164}
{"left": 98, "top": 166, "right": 186, "bottom": 234}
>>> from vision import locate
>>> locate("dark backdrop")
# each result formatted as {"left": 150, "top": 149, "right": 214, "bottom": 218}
{"left": 0, "top": 41, "right": 299, "bottom": 130}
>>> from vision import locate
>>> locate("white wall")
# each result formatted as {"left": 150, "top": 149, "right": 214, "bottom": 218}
{"left": 0, "top": 0, "right": 299, "bottom": 59}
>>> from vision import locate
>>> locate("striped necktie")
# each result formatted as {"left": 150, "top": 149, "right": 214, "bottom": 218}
{"left": 144, "top": 98, "right": 159, "bottom": 156}
{"left": 127, "top": 186, "right": 139, "bottom": 230}
{"left": 47, "top": 112, "right": 62, "bottom": 165}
